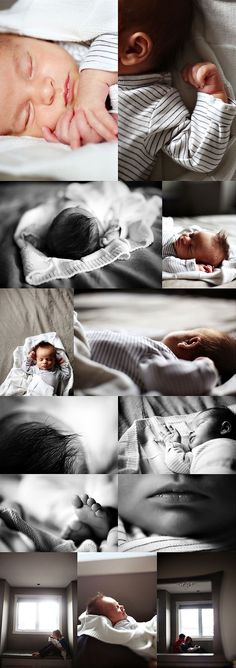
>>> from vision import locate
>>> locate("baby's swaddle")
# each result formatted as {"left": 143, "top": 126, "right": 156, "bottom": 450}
{"left": 190, "top": 438, "right": 236, "bottom": 474}
{"left": 0, "top": 332, "right": 73, "bottom": 397}
{"left": 14, "top": 183, "right": 160, "bottom": 285}
{"left": 77, "top": 612, "right": 157, "bottom": 659}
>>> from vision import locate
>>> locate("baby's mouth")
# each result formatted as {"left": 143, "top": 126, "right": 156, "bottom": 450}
{"left": 147, "top": 485, "right": 209, "bottom": 505}
{"left": 64, "top": 74, "right": 75, "bottom": 106}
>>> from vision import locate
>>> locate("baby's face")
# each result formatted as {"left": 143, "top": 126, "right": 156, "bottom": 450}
{"left": 0, "top": 35, "right": 79, "bottom": 137}
{"left": 189, "top": 413, "right": 220, "bottom": 448}
{"left": 174, "top": 231, "right": 222, "bottom": 266}
{"left": 99, "top": 596, "right": 127, "bottom": 624}
{"left": 36, "top": 346, "right": 56, "bottom": 370}
{"left": 119, "top": 475, "right": 236, "bottom": 539}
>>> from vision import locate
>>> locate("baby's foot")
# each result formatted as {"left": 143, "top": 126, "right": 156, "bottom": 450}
{"left": 61, "top": 494, "right": 111, "bottom": 546}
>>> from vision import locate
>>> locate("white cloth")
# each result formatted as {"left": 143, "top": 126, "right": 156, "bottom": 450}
{"left": 118, "top": 72, "right": 236, "bottom": 181}
{"left": 0, "top": 332, "right": 73, "bottom": 396}
{"left": 87, "top": 329, "right": 218, "bottom": 395}
{"left": 77, "top": 612, "right": 157, "bottom": 659}
{"left": 14, "top": 183, "right": 159, "bottom": 285}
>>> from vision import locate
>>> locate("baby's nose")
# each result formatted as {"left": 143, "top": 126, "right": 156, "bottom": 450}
{"left": 30, "top": 77, "right": 55, "bottom": 105}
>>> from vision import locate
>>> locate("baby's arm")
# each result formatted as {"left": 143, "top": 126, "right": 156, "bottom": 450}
{"left": 163, "top": 257, "right": 214, "bottom": 274}
{"left": 139, "top": 355, "right": 218, "bottom": 395}
{"left": 22, "top": 351, "right": 36, "bottom": 374}
{"left": 147, "top": 63, "right": 236, "bottom": 173}
{"left": 57, "top": 355, "right": 71, "bottom": 381}
{"left": 165, "top": 430, "right": 191, "bottom": 474}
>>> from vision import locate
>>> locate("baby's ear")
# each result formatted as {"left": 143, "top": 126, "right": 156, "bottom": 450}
{"left": 220, "top": 420, "right": 232, "bottom": 436}
{"left": 120, "top": 32, "right": 153, "bottom": 66}
{"left": 177, "top": 336, "right": 201, "bottom": 351}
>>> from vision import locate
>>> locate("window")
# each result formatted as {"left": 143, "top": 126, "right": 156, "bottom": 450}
{"left": 178, "top": 604, "right": 214, "bottom": 638}
{"left": 14, "top": 596, "right": 61, "bottom": 633}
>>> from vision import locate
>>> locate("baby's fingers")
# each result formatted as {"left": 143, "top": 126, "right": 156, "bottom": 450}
{"left": 85, "top": 108, "right": 118, "bottom": 142}
{"left": 42, "top": 126, "right": 59, "bottom": 144}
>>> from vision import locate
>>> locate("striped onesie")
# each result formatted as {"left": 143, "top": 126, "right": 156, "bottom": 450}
{"left": 118, "top": 72, "right": 236, "bottom": 181}
{"left": 86, "top": 329, "right": 218, "bottom": 395}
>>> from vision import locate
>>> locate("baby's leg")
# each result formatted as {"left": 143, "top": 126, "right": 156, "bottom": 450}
{"left": 61, "top": 494, "right": 117, "bottom": 546}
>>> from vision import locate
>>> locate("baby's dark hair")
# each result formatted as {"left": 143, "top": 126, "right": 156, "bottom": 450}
{"left": 199, "top": 407, "right": 236, "bottom": 439}
{"left": 86, "top": 592, "right": 105, "bottom": 615}
{"left": 46, "top": 206, "right": 100, "bottom": 260}
{"left": 213, "top": 231, "right": 230, "bottom": 265}
{"left": 33, "top": 341, "right": 56, "bottom": 355}
{"left": 119, "top": 0, "right": 194, "bottom": 71}
{"left": 0, "top": 418, "right": 88, "bottom": 474}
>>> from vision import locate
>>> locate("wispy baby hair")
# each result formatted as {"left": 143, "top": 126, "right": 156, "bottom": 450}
{"left": 86, "top": 592, "right": 104, "bottom": 615}
{"left": 46, "top": 206, "right": 100, "bottom": 260}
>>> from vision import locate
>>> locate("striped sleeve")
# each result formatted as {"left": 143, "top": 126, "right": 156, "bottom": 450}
{"left": 165, "top": 442, "right": 191, "bottom": 474}
{"left": 163, "top": 256, "right": 197, "bottom": 273}
{"left": 146, "top": 90, "right": 236, "bottom": 173}
{"left": 80, "top": 33, "right": 117, "bottom": 71}
{"left": 139, "top": 356, "right": 218, "bottom": 395}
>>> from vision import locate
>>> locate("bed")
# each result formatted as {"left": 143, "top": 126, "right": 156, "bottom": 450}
{"left": 162, "top": 215, "right": 236, "bottom": 289}
{"left": 151, "top": 0, "right": 236, "bottom": 181}
{"left": 74, "top": 291, "right": 236, "bottom": 395}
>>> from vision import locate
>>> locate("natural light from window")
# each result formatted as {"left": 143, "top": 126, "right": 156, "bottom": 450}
{"left": 15, "top": 598, "right": 60, "bottom": 633}
{"left": 178, "top": 607, "right": 214, "bottom": 638}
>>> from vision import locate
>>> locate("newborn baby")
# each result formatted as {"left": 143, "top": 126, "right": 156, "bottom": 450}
{"left": 162, "top": 220, "right": 229, "bottom": 274}
{"left": 23, "top": 341, "right": 70, "bottom": 395}
{"left": 165, "top": 407, "right": 236, "bottom": 474}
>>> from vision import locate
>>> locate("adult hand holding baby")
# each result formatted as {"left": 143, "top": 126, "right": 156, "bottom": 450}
{"left": 182, "top": 62, "right": 228, "bottom": 103}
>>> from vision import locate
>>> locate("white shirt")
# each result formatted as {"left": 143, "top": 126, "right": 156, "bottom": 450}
{"left": 119, "top": 72, "right": 236, "bottom": 181}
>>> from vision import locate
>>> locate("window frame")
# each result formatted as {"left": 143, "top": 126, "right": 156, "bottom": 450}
{"left": 13, "top": 594, "right": 62, "bottom": 635}
{"left": 176, "top": 601, "right": 214, "bottom": 640}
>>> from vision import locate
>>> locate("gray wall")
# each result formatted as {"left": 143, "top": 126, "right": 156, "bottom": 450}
{"left": 157, "top": 553, "right": 236, "bottom": 661}
{"left": 0, "top": 580, "right": 10, "bottom": 653}
{"left": 78, "top": 571, "right": 157, "bottom": 621}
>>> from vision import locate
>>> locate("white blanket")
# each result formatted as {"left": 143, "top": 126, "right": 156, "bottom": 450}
{"left": 0, "top": 332, "right": 73, "bottom": 396}
{"left": 0, "top": 0, "right": 117, "bottom": 180}
{"left": 14, "top": 183, "right": 160, "bottom": 285}
{"left": 152, "top": 0, "right": 236, "bottom": 181}
{"left": 77, "top": 612, "right": 157, "bottom": 659}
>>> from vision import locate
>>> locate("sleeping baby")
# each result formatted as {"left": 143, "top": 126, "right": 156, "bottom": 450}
{"left": 118, "top": 0, "right": 236, "bottom": 180}
{"left": 86, "top": 327, "right": 236, "bottom": 395}
{"left": 22, "top": 341, "right": 71, "bottom": 395}
{"left": 0, "top": 28, "right": 117, "bottom": 148}
{"left": 162, "top": 219, "right": 230, "bottom": 274}
{"left": 165, "top": 407, "right": 236, "bottom": 474}
{"left": 78, "top": 593, "right": 157, "bottom": 666}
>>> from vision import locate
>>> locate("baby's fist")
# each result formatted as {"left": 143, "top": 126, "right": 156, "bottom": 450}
{"left": 182, "top": 62, "right": 228, "bottom": 103}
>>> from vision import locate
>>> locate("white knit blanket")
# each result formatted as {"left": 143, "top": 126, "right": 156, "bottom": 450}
{"left": 14, "top": 183, "right": 160, "bottom": 285}
{"left": 77, "top": 612, "right": 157, "bottom": 659}
{"left": 0, "top": 332, "right": 73, "bottom": 396}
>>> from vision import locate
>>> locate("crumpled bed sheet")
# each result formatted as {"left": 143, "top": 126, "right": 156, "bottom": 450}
{"left": 0, "top": 332, "right": 73, "bottom": 396}
{"left": 0, "top": 0, "right": 117, "bottom": 181}
{"left": 77, "top": 612, "right": 157, "bottom": 659}
{"left": 14, "top": 182, "right": 160, "bottom": 285}
{"left": 118, "top": 412, "right": 236, "bottom": 474}
{"left": 163, "top": 215, "right": 236, "bottom": 288}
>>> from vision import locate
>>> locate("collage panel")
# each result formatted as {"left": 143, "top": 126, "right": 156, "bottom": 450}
{"left": 74, "top": 290, "right": 236, "bottom": 395}
{"left": 0, "top": 1, "right": 118, "bottom": 182}
{"left": 118, "top": 475, "right": 236, "bottom": 553}
{"left": 0, "top": 288, "right": 74, "bottom": 397}
{"left": 0, "top": 553, "right": 77, "bottom": 666}
{"left": 77, "top": 553, "right": 157, "bottom": 667}
{"left": 118, "top": 396, "right": 236, "bottom": 474}
{"left": 0, "top": 396, "right": 117, "bottom": 474}
{"left": 0, "top": 182, "right": 161, "bottom": 291}
{"left": 162, "top": 182, "right": 236, "bottom": 290}
{"left": 157, "top": 552, "right": 236, "bottom": 666}
{"left": 0, "top": 475, "right": 117, "bottom": 553}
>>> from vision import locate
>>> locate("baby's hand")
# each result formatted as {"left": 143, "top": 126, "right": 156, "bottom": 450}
{"left": 197, "top": 263, "right": 214, "bottom": 273}
{"left": 182, "top": 62, "right": 228, "bottom": 103}
{"left": 56, "top": 356, "right": 65, "bottom": 365}
{"left": 42, "top": 109, "right": 103, "bottom": 149}
{"left": 74, "top": 69, "right": 118, "bottom": 142}
{"left": 166, "top": 426, "right": 181, "bottom": 444}
{"left": 27, "top": 350, "right": 36, "bottom": 361}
